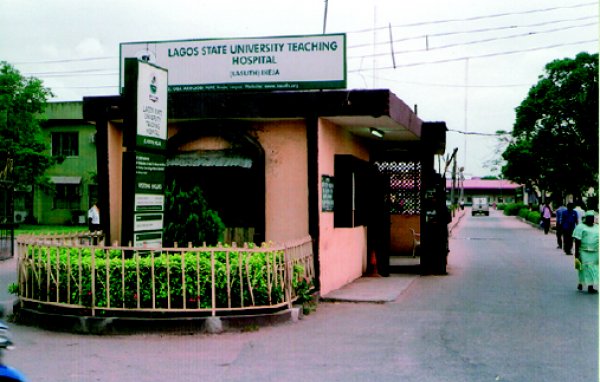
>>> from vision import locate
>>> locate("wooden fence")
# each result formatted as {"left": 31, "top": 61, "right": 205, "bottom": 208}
{"left": 16, "top": 233, "right": 314, "bottom": 317}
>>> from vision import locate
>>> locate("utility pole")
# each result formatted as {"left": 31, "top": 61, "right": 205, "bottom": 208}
{"left": 322, "top": 0, "right": 328, "bottom": 34}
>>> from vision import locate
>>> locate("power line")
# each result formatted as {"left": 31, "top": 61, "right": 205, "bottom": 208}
{"left": 349, "top": 39, "right": 598, "bottom": 72}
{"left": 348, "top": 15, "right": 598, "bottom": 50}
{"left": 346, "top": 2, "right": 596, "bottom": 34}
{"left": 348, "top": 21, "right": 597, "bottom": 59}
{"left": 23, "top": 70, "right": 117, "bottom": 78}
{"left": 448, "top": 129, "right": 511, "bottom": 137}
{"left": 13, "top": 56, "right": 116, "bottom": 65}
{"left": 360, "top": 74, "right": 531, "bottom": 89}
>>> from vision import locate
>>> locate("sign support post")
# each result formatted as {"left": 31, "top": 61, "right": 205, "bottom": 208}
{"left": 122, "top": 58, "right": 168, "bottom": 248}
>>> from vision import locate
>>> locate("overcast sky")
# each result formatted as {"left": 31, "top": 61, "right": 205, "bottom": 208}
{"left": 1, "top": 0, "right": 597, "bottom": 177}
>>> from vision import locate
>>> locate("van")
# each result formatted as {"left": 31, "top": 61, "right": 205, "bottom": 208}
{"left": 472, "top": 196, "right": 490, "bottom": 216}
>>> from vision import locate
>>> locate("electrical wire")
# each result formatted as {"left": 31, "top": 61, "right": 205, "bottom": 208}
{"left": 348, "top": 21, "right": 597, "bottom": 59}
{"left": 448, "top": 129, "right": 511, "bottom": 137}
{"left": 348, "top": 15, "right": 598, "bottom": 50}
{"left": 346, "top": 2, "right": 597, "bottom": 34}
{"left": 348, "top": 39, "right": 598, "bottom": 72}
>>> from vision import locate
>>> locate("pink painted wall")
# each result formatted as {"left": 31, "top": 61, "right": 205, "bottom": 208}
{"left": 107, "top": 122, "right": 123, "bottom": 243}
{"left": 317, "top": 118, "right": 370, "bottom": 295}
{"left": 256, "top": 121, "right": 309, "bottom": 242}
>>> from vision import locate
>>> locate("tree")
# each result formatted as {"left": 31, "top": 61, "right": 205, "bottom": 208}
{"left": 0, "top": 61, "right": 55, "bottom": 192}
{"left": 163, "top": 181, "right": 225, "bottom": 246}
{"left": 501, "top": 52, "right": 598, "bottom": 202}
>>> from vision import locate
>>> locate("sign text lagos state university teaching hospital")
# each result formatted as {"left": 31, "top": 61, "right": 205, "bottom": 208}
{"left": 120, "top": 34, "right": 346, "bottom": 91}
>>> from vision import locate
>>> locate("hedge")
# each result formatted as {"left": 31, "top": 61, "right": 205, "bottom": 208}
{"left": 21, "top": 246, "right": 307, "bottom": 312}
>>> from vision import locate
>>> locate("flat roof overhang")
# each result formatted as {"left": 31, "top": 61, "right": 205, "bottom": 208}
{"left": 83, "top": 89, "right": 446, "bottom": 153}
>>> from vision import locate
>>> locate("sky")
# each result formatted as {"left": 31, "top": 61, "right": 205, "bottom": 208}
{"left": 0, "top": 0, "right": 597, "bottom": 177}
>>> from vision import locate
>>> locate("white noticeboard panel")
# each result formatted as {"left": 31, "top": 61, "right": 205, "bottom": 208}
{"left": 120, "top": 34, "right": 346, "bottom": 92}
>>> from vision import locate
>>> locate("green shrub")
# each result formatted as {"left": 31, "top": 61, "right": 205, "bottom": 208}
{"left": 518, "top": 208, "right": 529, "bottom": 219}
{"left": 527, "top": 211, "right": 542, "bottom": 225}
{"left": 504, "top": 203, "right": 528, "bottom": 216}
{"left": 20, "top": 245, "right": 305, "bottom": 311}
{"left": 163, "top": 182, "right": 225, "bottom": 247}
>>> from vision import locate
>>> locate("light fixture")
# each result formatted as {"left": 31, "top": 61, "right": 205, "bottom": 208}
{"left": 370, "top": 128, "right": 384, "bottom": 139}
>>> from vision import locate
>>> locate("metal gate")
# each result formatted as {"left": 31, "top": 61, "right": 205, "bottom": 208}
{"left": 0, "top": 159, "right": 15, "bottom": 259}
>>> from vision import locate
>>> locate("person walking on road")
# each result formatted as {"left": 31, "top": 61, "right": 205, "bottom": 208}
{"left": 573, "top": 210, "right": 599, "bottom": 294}
{"left": 555, "top": 202, "right": 567, "bottom": 249}
{"left": 541, "top": 202, "right": 553, "bottom": 235}
{"left": 561, "top": 203, "right": 579, "bottom": 256}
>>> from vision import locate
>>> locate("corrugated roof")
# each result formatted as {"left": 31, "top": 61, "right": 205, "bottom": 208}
{"left": 50, "top": 176, "right": 82, "bottom": 184}
{"left": 446, "top": 179, "right": 521, "bottom": 190}
{"left": 167, "top": 151, "right": 253, "bottom": 168}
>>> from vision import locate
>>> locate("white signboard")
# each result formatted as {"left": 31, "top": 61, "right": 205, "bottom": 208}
{"left": 135, "top": 61, "right": 168, "bottom": 149}
{"left": 134, "top": 231, "right": 163, "bottom": 248}
{"left": 120, "top": 34, "right": 346, "bottom": 92}
{"left": 134, "top": 213, "right": 163, "bottom": 232}
{"left": 135, "top": 194, "right": 165, "bottom": 212}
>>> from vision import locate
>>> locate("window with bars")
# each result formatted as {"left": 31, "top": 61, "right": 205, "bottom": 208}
{"left": 52, "top": 132, "right": 79, "bottom": 157}
{"left": 374, "top": 160, "right": 421, "bottom": 215}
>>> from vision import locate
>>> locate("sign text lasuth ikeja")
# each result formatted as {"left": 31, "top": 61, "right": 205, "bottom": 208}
{"left": 120, "top": 34, "right": 346, "bottom": 92}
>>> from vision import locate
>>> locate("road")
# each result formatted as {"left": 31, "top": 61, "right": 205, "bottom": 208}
{"left": 1, "top": 209, "right": 598, "bottom": 381}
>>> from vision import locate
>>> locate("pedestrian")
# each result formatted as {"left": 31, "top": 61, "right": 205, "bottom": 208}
{"left": 573, "top": 210, "right": 598, "bottom": 294}
{"left": 555, "top": 202, "right": 567, "bottom": 249}
{"left": 87, "top": 200, "right": 101, "bottom": 232}
{"left": 561, "top": 203, "right": 579, "bottom": 256}
{"left": 541, "top": 202, "right": 553, "bottom": 235}
{"left": 574, "top": 201, "right": 586, "bottom": 223}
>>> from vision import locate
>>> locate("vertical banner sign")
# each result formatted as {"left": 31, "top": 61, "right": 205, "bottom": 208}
{"left": 123, "top": 58, "right": 168, "bottom": 248}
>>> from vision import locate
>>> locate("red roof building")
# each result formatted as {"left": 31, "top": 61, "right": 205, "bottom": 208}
{"left": 446, "top": 178, "right": 523, "bottom": 206}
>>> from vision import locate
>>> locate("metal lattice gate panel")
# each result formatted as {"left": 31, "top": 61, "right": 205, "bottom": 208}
{"left": 374, "top": 160, "right": 421, "bottom": 215}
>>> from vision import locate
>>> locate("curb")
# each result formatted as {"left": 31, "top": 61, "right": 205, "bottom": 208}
{"left": 12, "top": 303, "right": 302, "bottom": 335}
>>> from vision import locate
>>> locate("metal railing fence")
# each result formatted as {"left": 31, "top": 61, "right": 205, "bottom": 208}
{"left": 16, "top": 233, "right": 314, "bottom": 317}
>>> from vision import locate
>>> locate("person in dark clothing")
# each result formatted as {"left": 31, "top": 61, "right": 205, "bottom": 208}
{"left": 541, "top": 202, "right": 553, "bottom": 235}
{"left": 561, "top": 203, "right": 579, "bottom": 255}
{"left": 555, "top": 202, "right": 567, "bottom": 249}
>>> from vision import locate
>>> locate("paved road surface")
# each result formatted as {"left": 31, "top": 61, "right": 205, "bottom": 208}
{"left": 1, "top": 209, "right": 597, "bottom": 381}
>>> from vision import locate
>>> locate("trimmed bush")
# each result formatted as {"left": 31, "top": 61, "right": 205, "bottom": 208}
{"left": 504, "top": 203, "right": 528, "bottom": 216}
{"left": 526, "top": 211, "right": 542, "bottom": 225}
{"left": 21, "top": 246, "right": 303, "bottom": 312}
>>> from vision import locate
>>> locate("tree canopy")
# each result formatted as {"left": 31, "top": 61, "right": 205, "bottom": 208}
{"left": 0, "top": 61, "right": 55, "bottom": 190}
{"left": 501, "top": 52, "right": 598, "bottom": 202}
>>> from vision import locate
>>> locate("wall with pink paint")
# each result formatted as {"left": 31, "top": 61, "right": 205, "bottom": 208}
{"left": 256, "top": 120, "right": 309, "bottom": 242}
{"left": 107, "top": 121, "right": 123, "bottom": 243}
{"left": 317, "top": 118, "right": 370, "bottom": 295}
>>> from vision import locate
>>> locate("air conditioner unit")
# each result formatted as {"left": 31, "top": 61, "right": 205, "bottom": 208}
{"left": 14, "top": 211, "right": 28, "bottom": 223}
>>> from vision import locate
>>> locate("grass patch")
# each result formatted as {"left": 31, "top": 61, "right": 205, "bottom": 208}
{"left": 15, "top": 225, "right": 88, "bottom": 236}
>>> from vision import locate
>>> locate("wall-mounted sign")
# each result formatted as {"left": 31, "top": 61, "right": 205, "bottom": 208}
{"left": 135, "top": 194, "right": 165, "bottom": 212}
{"left": 120, "top": 34, "right": 346, "bottom": 92}
{"left": 134, "top": 152, "right": 166, "bottom": 195}
{"left": 134, "top": 231, "right": 163, "bottom": 248}
{"left": 322, "top": 175, "right": 334, "bottom": 212}
{"left": 134, "top": 213, "right": 164, "bottom": 232}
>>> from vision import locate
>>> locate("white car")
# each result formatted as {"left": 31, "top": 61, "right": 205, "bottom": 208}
{"left": 472, "top": 197, "right": 490, "bottom": 216}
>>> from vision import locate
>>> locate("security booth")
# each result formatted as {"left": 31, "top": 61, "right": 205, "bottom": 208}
{"left": 368, "top": 121, "right": 448, "bottom": 276}
{"left": 82, "top": 34, "right": 449, "bottom": 295}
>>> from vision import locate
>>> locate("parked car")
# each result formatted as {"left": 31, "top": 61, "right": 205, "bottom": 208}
{"left": 472, "top": 197, "right": 490, "bottom": 216}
